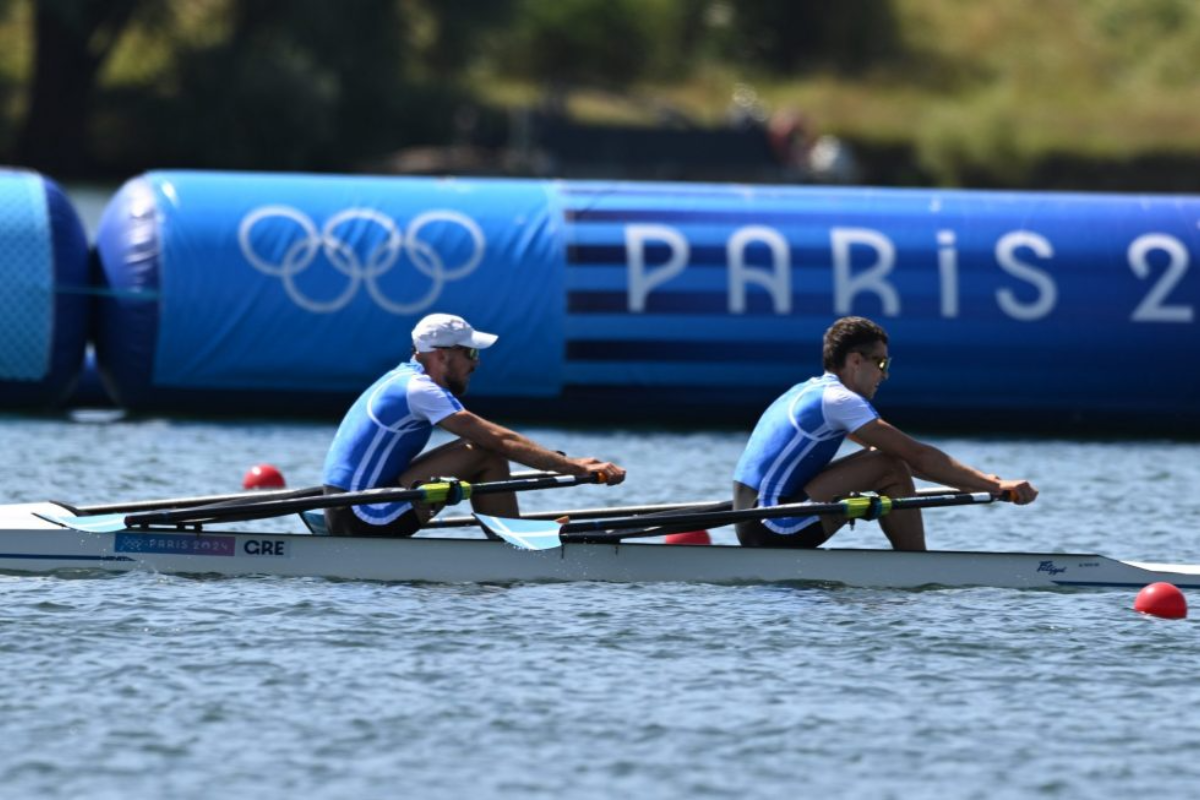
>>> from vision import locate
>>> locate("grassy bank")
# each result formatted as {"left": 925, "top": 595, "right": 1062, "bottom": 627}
{"left": 519, "top": 0, "right": 1200, "bottom": 190}
{"left": 4, "top": 0, "right": 1199, "bottom": 190}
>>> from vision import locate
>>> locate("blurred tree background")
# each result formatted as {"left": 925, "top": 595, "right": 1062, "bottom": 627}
{"left": 1, "top": 0, "right": 1199, "bottom": 188}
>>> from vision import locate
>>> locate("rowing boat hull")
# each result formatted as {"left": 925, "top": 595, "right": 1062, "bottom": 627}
{"left": 3, "top": 503, "right": 1199, "bottom": 589}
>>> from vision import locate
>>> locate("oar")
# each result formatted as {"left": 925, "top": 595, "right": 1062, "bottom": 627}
{"left": 52, "top": 473, "right": 609, "bottom": 534}
{"left": 426, "top": 499, "right": 732, "bottom": 529}
{"left": 73, "top": 469, "right": 556, "bottom": 516}
{"left": 74, "top": 485, "right": 325, "bottom": 515}
{"left": 477, "top": 490, "right": 1010, "bottom": 551}
{"left": 568, "top": 488, "right": 965, "bottom": 542}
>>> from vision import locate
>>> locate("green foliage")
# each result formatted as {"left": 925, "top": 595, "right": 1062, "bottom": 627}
{"left": 1087, "top": 0, "right": 1200, "bottom": 87}
{"left": 913, "top": 90, "right": 1035, "bottom": 187}
{"left": 409, "top": 0, "right": 519, "bottom": 76}
{"left": 4, "top": 0, "right": 1200, "bottom": 184}
{"left": 496, "top": 0, "right": 664, "bottom": 87}
{"left": 713, "top": 0, "right": 901, "bottom": 74}
{"left": 0, "top": 0, "right": 14, "bottom": 152}
{"left": 887, "top": 0, "right": 1200, "bottom": 185}
{"left": 93, "top": 0, "right": 466, "bottom": 171}
{"left": 107, "top": 43, "right": 340, "bottom": 170}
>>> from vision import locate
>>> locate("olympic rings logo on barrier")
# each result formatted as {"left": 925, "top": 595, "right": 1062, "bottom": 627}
{"left": 238, "top": 206, "right": 486, "bottom": 314}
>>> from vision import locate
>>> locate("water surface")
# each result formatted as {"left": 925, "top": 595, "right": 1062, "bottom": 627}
{"left": 2, "top": 414, "right": 1199, "bottom": 799}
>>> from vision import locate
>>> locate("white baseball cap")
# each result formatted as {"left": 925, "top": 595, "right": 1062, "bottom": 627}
{"left": 412, "top": 313, "right": 498, "bottom": 353}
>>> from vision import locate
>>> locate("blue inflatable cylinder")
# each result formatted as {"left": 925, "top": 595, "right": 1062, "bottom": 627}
{"left": 93, "top": 171, "right": 1200, "bottom": 431}
{"left": 0, "top": 170, "right": 89, "bottom": 409}
{"left": 94, "top": 172, "right": 561, "bottom": 414}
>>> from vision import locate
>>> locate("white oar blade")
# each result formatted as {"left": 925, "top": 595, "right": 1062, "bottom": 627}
{"left": 45, "top": 512, "right": 131, "bottom": 534}
{"left": 474, "top": 514, "right": 564, "bottom": 550}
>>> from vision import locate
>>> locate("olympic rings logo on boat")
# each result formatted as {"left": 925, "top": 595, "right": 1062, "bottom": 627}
{"left": 238, "top": 206, "right": 486, "bottom": 314}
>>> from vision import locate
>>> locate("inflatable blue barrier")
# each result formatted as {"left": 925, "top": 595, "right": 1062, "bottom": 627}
{"left": 94, "top": 172, "right": 561, "bottom": 414}
{"left": 94, "top": 171, "right": 1199, "bottom": 431}
{"left": 0, "top": 170, "right": 89, "bottom": 409}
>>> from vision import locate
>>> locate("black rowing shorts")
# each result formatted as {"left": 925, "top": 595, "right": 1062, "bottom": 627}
{"left": 735, "top": 517, "right": 831, "bottom": 548}
{"left": 322, "top": 486, "right": 422, "bottom": 538}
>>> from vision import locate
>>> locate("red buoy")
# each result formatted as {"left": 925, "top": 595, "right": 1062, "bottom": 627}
{"left": 664, "top": 530, "right": 712, "bottom": 545}
{"left": 243, "top": 463, "right": 286, "bottom": 490}
{"left": 1134, "top": 582, "right": 1188, "bottom": 619}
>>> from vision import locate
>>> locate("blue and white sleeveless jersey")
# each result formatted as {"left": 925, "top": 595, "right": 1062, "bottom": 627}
{"left": 323, "top": 359, "right": 463, "bottom": 525}
{"left": 733, "top": 373, "right": 879, "bottom": 534}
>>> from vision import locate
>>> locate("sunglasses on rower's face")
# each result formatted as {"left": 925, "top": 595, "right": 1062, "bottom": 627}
{"left": 437, "top": 346, "right": 479, "bottom": 361}
{"left": 855, "top": 351, "right": 891, "bottom": 373}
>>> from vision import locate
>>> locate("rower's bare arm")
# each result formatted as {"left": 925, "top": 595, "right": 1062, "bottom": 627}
{"left": 853, "top": 419, "right": 1038, "bottom": 504}
{"left": 847, "top": 435, "right": 938, "bottom": 483}
{"left": 438, "top": 411, "right": 626, "bottom": 484}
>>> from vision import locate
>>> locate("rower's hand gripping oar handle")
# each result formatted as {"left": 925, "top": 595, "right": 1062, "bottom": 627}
{"left": 416, "top": 471, "right": 603, "bottom": 504}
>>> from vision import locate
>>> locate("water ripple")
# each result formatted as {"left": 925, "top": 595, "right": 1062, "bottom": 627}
{"left": 3, "top": 418, "right": 1200, "bottom": 797}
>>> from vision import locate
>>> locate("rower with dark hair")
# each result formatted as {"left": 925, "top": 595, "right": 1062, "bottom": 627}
{"left": 733, "top": 316, "right": 1038, "bottom": 551}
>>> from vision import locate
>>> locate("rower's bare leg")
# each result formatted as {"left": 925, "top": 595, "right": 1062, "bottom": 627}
{"left": 398, "top": 440, "right": 517, "bottom": 519}
{"left": 804, "top": 449, "right": 926, "bottom": 551}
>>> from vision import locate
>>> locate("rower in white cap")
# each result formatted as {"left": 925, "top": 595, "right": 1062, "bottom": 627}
{"left": 322, "top": 313, "right": 626, "bottom": 537}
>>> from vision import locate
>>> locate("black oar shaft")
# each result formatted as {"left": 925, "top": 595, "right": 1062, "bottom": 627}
{"left": 78, "top": 485, "right": 325, "bottom": 515}
{"left": 558, "top": 491, "right": 1001, "bottom": 539}
{"left": 428, "top": 500, "right": 732, "bottom": 529}
{"left": 124, "top": 473, "right": 601, "bottom": 528}
{"left": 78, "top": 470, "right": 555, "bottom": 517}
